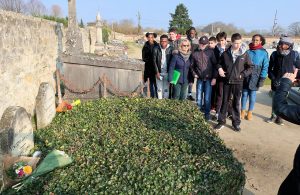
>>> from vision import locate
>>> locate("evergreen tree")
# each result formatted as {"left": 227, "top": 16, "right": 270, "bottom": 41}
{"left": 79, "top": 18, "right": 84, "bottom": 28}
{"left": 169, "top": 3, "right": 193, "bottom": 35}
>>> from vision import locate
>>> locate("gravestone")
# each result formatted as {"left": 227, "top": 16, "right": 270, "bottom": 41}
{"left": 66, "top": 0, "right": 84, "bottom": 54}
{"left": 0, "top": 107, "right": 34, "bottom": 190}
{"left": 0, "top": 106, "right": 34, "bottom": 157}
{"left": 35, "top": 82, "right": 56, "bottom": 129}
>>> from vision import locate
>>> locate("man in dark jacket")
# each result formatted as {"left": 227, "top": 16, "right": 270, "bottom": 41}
{"left": 191, "top": 36, "right": 218, "bottom": 120}
{"left": 273, "top": 69, "right": 300, "bottom": 195}
{"left": 142, "top": 32, "right": 159, "bottom": 98}
{"left": 212, "top": 32, "right": 233, "bottom": 121}
{"left": 153, "top": 34, "right": 173, "bottom": 99}
{"left": 267, "top": 35, "right": 300, "bottom": 125}
{"left": 214, "top": 33, "right": 253, "bottom": 131}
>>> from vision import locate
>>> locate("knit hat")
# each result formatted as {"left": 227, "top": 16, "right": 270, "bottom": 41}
{"left": 199, "top": 36, "right": 209, "bottom": 45}
{"left": 279, "top": 35, "right": 294, "bottom": 47}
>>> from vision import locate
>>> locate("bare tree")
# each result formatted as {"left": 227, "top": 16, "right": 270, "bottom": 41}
{"left": 25, "top": 0, "right": 46, "bottom": 16}
{"left": 0, "top": 0, "right": 25, "bottom": 13}
{"left": 201, "top": 22, "right": 246, "bottom": 36}
{"left": 288, "top": 22, "right": 300, "bottom": 36}
{"left": 273, "top": 25, "right": 286, "bottom": 36}
{"left": 51, "top": 4, "right": 62, "bottom": 17}
{"left": 113, "top": 19, "right": 138, "bottom": 35}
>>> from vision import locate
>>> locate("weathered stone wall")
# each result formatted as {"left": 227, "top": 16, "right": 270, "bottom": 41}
{"left": 0, "top": 10, "right": 58, "bottom": 118}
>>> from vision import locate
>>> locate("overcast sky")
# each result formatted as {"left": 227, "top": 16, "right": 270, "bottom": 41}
{"left": 42, "top": 0, "right": 300, "bottom": 32}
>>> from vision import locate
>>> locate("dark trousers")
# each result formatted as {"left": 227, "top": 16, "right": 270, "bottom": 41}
{"left": 218, "top": 83, "right": 242, "bottom": 126}
{"left": 148, "top": 76, "right": 157, "bottom": 98}
{"left": 215, "top": 79, "right": 233, "bottom": 116}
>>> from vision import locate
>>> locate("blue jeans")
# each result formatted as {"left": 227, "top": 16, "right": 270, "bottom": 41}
{"left": 241, "top": 89, "right": 257, "bottom": 111}
{"left": 173, "top": 83, "right": 189, "bottom": 100}
{"left": 196, "top": 79, "right": 212, "bottom": 119}
{"left": 149, "top": 78, "right": 157, "bottom": 98}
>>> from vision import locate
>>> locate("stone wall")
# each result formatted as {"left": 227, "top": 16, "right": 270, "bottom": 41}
{"left": 0, "top": 10, "right": 58, "bottom": 118}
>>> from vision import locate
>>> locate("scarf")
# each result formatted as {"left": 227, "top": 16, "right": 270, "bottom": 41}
{"left": 249, "top": 43, "right": 263, "bottom": 50}
{"left": 179, "top": 51, "right": 191, "bottom": 62}
{"left": 277, "top": 48, "right": 291, "bottom": 56}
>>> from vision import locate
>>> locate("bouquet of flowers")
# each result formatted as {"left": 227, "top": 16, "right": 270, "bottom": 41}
{"left": 56, "top": 99, "right": 81, "bottom": 112}
{"left": 6, "top": 162, "right": 33, "bottom": 180}
{"left": 12, "top": 150, "right": 73, "bottom": 191}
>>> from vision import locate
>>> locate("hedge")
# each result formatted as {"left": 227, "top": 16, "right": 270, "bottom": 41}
{"left": 5, "top": 98, "right": 245, "bottom": 194}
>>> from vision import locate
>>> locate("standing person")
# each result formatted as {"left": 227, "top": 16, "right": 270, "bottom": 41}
{"left": 153, "top": 34, "right": 173, "bottom": 99}
{"left": 168, "top": 27, "right": 181, "bottom": 98}
{"left": 241, "top": 34, "right": 269, "bottom": 120}
{"left": 168, "top": 39, "right": 192, "bottom": 100}
{"left": 208, "top": 36, "right": 217, "bottom": 49}
{"left": 186, "top": 27, "right": 199, "bottom": 52}
{"left": 208, "top": 36, "right": 218, "bottom": 111}
{"left": 168, "top": 27, "right": 181, "bottom": 52}
{"left": 191, "top": 36, "right": 218, "bottom": 120}
{"left": 273, "top": 69, "right": 300, "bottom": 195}
{"left": 266, "top": 35, "right": 300, "bottom": 125}
{"left": 214, "top": 33, "right": 253, "bottom": 131}
{"left": 212, "top": 32, "right": 230, "bottom": 120}
{"left": 186, "top": 27, "right": 199, "bottom": 101}
{"left": 142, "top": 32, "right": 159, "bottom": 98}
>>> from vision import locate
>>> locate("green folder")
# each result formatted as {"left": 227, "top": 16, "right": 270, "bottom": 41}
{"left": 170, "top": 70, "right": 181, "bottom": 85}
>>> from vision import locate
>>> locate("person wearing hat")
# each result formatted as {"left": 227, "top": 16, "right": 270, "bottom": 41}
{"left": 190, "top": 36, "right": 218, "bottom": 120}
{"left": 266, "top": 35, "right": 300, "bottom": 125}
{"left": 214, "top": 33, "right": 253, "bottom": 131}
{"left": 142, "top": 32, "right": 159, "bottom": 98}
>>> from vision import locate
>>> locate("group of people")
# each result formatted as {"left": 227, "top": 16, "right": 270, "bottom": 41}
{"left": 142, "top": 27, "right": 300, "bottom": 132}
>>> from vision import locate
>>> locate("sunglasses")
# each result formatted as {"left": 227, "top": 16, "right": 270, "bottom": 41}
{"left": 182, "top": 45, "right": 189, "bottom": 47}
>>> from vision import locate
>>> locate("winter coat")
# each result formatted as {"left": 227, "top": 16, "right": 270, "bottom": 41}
{"left": 243, "top": 48, "right": 269, "bottom": 90}
{"left": 268, "top": 49, "right": 300, "bottom": 91}
{"left": 217, "top": 45, "right": 253, "bottom": 84}
{"left": 142, "top": 41, "right": 159, "bottom": 81}
{"left": 191, "top": 47, "right": 218, "bottom": 80}
{"left": 168, "top": 53, "right": 193, "bottom": 84}
{"left": 274, "top": 78, "right": 300, "bottom": 195}
{"left": 273, "top": 77, "right": 300, "bottom": 125}
{"left": 152, "top": 44, "right": 173, "bottom": 74}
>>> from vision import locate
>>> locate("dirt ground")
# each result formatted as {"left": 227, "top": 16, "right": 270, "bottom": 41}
{"left": 213, "top": 87, "right": 300, "bottom": 195}
{"left": 126, "top": 42, "right": 300, "bottom": 195}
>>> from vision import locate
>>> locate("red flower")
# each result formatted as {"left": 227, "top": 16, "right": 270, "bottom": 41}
{"left": 67, "top": 104, "right": 73, "bottom": 110}
{"left": 18, "top": 169, "right": 25, "bottom": 177}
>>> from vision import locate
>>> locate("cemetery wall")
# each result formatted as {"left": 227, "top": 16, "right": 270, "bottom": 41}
{"left": 0, "top": 10, "right": 58, "bottom": 118}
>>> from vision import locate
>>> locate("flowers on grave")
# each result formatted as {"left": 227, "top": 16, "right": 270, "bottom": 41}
{"left": 56, "top": 99, "right": 81, "bottom": 112}
{"left": 6, "top": 162, "right": 33, "bottom": 180}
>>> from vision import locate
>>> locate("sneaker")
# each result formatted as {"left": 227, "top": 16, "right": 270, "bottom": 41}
{"left": 266, "top": 116, "right": 275, "bottom": 123}
{"left": 214, "top": 123, "right": 224, "bottom": 130}
{"left": 232, "top": 125, "right": 241, "bottom": 132}
{"left": 275, "top": 117, "right": 284, "bottom": 126}
{"left": 187, "top": 95, "right": 195, "bottom": 101}
{"left": 227, "top": 114, "right": 233, "bottom": 120}
{"left": 212, "top": 114, "right": 218, "bottom": 121}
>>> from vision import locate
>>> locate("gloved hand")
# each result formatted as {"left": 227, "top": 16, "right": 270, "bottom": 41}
{"left": 257, "top": 77, "right": 266, "bottom": 88}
